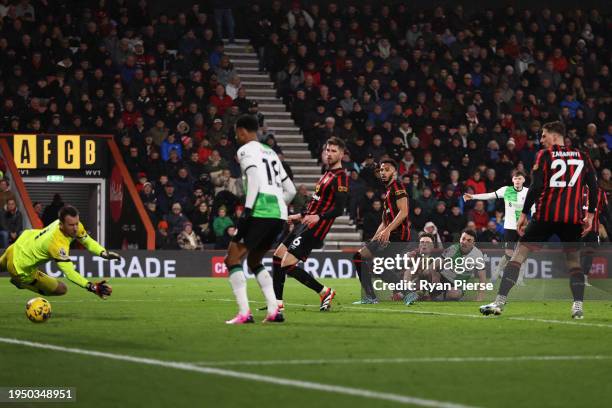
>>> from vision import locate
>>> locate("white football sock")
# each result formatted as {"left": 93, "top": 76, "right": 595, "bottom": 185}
{"left": 255, "top": 270, "right": 278, "bottom": 314}
{"left": 229, "top": 271, "right": 249, "bottom": 315}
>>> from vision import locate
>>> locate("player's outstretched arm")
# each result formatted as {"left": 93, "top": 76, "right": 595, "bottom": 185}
{"left": 55, "top": 258, "right": 112, "bottom": 299}
{"left": 465, "top": 188, "right": 504, "bottom": 202}
{"left": 76, "top": 223, "right": 120, "bottom": 260}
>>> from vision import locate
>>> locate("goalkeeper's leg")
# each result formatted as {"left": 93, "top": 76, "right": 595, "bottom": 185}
{"left": 3, "top": 246, "right": 67, "bottom": 296}
{"left": 13, "top": 270, "right": 67, "bottom": 296}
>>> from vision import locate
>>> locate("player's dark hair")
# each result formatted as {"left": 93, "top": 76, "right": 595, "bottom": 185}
{"left": 326, "top": 136, "right": 346, "bottom": 151}
{"left": 418, "top": 232, "right": 435, "bottom": 241}
{"left": 59, "top": 205, "right": 79, "bottom": 222}
{"left": 461, "top": 228, "right": 477, "bottom": 240}
{"left": 380, "top": 159, "right": 398, "bottom": 170}
{"left": 513, "top": 170, "right": 526, "bottom": 178}
{"left": 235, "top": 114, "right": 259, "bottom": 133}
{"left": 542, "top": 121, "right": 566, "bottom": 137}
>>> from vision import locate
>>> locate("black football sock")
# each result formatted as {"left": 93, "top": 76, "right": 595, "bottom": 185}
{"left": 581, "top": 254, "right": 594, "bottom": 276}
{"left": 282, "top": 264, "right": 324, "bottom": 294}
{"left": 569, "top": 268, "right": 585, "bottom": 302}
{"left": 353, "top": 252, "right": 376, "bottom": 299}
{"left": 498, "top": 261, "right": 522, "bottom": 298}
{"left": 272, "top": 256, "right": 284, "bottom": 300}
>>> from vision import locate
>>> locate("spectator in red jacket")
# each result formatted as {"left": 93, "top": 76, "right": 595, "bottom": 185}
{"left": 209, "top": 84, "right": 233, "bottom": 115}
{"left": 121, "top": 100, "right": 142, "bottom": 128}
{"left": 548, "top": 48, "right": 568, "bottom": 73}
{"left": 465, "top": 171, "right": 486, "bottom": 195}
{"left": 468, "top": 200, "right": 489, "bottom": 232}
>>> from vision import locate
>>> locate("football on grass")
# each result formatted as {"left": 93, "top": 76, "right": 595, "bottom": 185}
{"left": 26, "top": 297, "right": 52, "bottom": 323}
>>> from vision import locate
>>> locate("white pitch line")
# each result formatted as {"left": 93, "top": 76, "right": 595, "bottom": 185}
{"left": 214, "top": 298, "right": 612, "bottom": 329}
{"left": 193, "top": 355, "right": 612, "bottom": 367}
{"left": 0, "top": 337, "right": 478, "bottom": 408}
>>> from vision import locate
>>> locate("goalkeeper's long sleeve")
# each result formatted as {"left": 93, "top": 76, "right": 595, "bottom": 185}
{"left": 76, "top": 222, "right": 106, "bottom": 256}
{"left": 56, "top": 259, "right": 90, "bottom": 288}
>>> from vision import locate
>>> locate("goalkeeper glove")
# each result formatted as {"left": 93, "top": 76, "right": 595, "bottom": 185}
{"left": 234, "top": 207, "right": 252, "bottom": 240}
{"left": 87, "top": 280, "right": 112, "bottom": 299}
{"left": 100, "top": 250, "right": 121, "bottom": 260}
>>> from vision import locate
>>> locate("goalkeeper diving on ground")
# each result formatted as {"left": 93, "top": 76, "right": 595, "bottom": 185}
{"left": 0, "top": 205, "right": 120, "bottom": 299}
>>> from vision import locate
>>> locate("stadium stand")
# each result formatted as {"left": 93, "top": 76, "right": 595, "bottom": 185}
{"left": 0, "top": 1, "right": 610, "bottom": 249}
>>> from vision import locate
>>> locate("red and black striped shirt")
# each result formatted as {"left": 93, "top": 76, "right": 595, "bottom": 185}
{"left": 305, "top": 167, "right": 349, "bottom": 239}
{"left": 526, "top": 145, "right": 597, "bottom": 224}
{"left": 383, "top": 180, "right": 410, "bottom": 241}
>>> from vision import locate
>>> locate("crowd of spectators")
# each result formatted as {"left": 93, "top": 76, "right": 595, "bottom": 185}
{"left": 0, "top": 1, "right": 610, "bottom": 248}
{"left": 252, "top": 1, "right": 612, "bottom": 242}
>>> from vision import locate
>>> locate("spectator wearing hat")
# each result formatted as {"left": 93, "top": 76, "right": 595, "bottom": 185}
{"left": 177, "top": 222, "right": 204, "bottom": 250}
{"left": 157, "top": 181, "right": 180, "bottom": 215}
{"left": 207, "top": 118, "right": 226, "bottom": 146}
{"left": 247, "top": 100, "right": 265, "bottom": 127}
{"left": 156, "top": 220, "right": 176, "bottom": 250}
{"left": 166, "top": 202, "right": 189, "bottom": 236}
{"left": 139, "top": 181, "right": 156, "bottom": 203}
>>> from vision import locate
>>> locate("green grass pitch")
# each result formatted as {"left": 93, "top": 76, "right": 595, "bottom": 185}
{"left": 1, "top": 278, "right": 612, "bottom": 408}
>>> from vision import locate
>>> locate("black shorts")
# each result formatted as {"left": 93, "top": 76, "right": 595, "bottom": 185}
{"left": 503, "top": 229, "right": 519, "bottom": 250}
{"left": 521, "top": 221, "right": 583, "bottom": 244}
{"left": 581, "top": 231, "right": 600, "bottom": 244}
{"left": 282, "top": 223, "right": 324, "bottom": 261}
{"left": 581, "top": 231, "right": 600, "bottom": 253}
{"left": 232, "top": 218, "right": 285, "bottom": 252}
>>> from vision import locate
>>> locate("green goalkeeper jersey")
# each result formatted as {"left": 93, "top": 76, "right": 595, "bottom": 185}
{"left": 12, "top": 219, "right": 106, "bottom": 287}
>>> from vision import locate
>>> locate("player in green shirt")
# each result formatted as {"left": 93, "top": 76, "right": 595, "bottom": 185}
{"left": 0, "top": 205, "right": 119, "bottom": 298}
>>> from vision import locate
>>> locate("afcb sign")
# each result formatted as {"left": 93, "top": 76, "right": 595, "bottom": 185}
{"left": 12, "top": 135, "right": 108, "bottom": 177}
